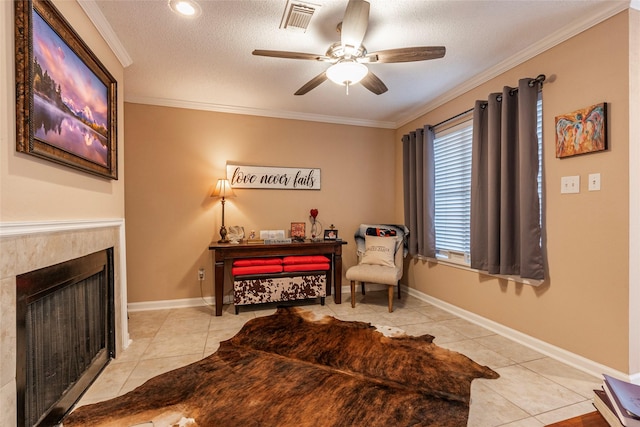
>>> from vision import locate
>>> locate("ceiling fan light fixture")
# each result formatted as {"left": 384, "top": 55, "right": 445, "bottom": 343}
{"left": 326, "top": 60, "right": 368, "bottom": 86}
{"left": 168, "top": 0, "right": 201, "bottom": 18}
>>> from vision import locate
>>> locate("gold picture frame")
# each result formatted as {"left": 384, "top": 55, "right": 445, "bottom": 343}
{"left": 15, "top": 0, "right": 118, "bottom": 179}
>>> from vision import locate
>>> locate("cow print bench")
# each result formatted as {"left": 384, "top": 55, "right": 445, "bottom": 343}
{"left": 232, "top": 256, "right": 331, "bottom": 314}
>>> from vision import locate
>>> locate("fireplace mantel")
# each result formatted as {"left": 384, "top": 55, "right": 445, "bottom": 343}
{"left": 0, "top": 218, "right": 125, "bottom": 237}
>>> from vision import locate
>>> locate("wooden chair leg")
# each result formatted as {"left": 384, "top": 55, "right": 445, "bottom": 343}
{"left": 388, "top": 285, "right": 394, "bottom": 312}
{"left": 361, "top": 283, "right": 366, "bottom": 295}
{"left": 351, "top": 280, "right": 356, "bottom": 308}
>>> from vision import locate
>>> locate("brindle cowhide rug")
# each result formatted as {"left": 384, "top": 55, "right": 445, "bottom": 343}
{"left": 64, "top": 307, "right": 498, "bottom": 427}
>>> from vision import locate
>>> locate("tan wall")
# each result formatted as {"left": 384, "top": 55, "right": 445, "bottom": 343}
{"left": 124, "top": 104, "right": 395, "bottom": 303}
{"left": 396, "top": 12, "right": 630, "bottom": 372}
{"left": 0, "top": 0, "right": 125, "bottom": 222}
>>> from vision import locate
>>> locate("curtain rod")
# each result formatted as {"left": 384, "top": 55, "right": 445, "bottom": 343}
{"left": 431, "top": 108, "right": 474, "bottom": 130}
{"left": 431, "top": 74, "right": 546, "bottom": 130}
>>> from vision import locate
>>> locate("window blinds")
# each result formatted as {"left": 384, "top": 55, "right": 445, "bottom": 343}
{"left": 434, "top": 122, "right": 473, "bottom": 257}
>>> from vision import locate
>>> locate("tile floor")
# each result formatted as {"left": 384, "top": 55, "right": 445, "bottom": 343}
{"left": 76, "top": 290, "right": 602, "bottom": 426}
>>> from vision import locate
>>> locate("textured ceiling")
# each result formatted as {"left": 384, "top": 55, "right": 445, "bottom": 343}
{"left": 84, "top": 0, "right": 629, "bottom": 128}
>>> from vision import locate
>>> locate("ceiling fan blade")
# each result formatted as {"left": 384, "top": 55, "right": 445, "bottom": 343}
{"left": 252, "top": 50, "right": 330, "bottom": 61}
{"left": 360, "top": 71, "right": 388, "bottom": 95}
{"left": 366, "top": 46, "right": 446, "bottom": 63}
{"left": 294, "top": 72, "right": 328, "bottom": 95}
{"left": 341, "top": 0, "right": 370, "bottom": 51}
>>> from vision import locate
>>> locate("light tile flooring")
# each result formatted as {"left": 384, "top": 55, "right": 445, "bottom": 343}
{"left": 76, "top": 291, "right": 601, "bottom": 426}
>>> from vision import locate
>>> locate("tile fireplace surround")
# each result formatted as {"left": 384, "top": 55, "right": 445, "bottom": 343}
{"left": 0, "top": 219, "right": 129, "bottom": 426}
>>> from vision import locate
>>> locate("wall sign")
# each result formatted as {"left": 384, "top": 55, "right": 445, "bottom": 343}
{"left": 227, "top": 164, "right": 321, "bottom": 190}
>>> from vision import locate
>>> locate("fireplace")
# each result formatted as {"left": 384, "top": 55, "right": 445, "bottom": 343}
{"left": 16, "top": 249, "right": 115, "bottom": 427}
{"left": 0, "top": 220, "right": 127, "bottom": 426}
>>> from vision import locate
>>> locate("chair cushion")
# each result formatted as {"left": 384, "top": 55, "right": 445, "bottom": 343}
{"left": 232, "top": 265, "right": 283, "bottom": 276}
{"left": 360, "top": 235, "right": 398, "bottom": 267}
{"left": 283, "top": 263, "right": 330, "bottom": 272}
{"left": 233, "top": 258, "right": 282, "bottom": 267}
{"left": 355, "top": 224, "right": 409, "bottom": 259}
{"left": 346, "top": 263, "right": 402, "bottom": 286}
{"left": 282, "top": 256, "right": 330, "bottom": 265}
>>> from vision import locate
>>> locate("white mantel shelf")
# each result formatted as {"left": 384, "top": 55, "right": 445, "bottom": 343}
{"left": 0, "top": 218, "right": 124, "bottom": 237}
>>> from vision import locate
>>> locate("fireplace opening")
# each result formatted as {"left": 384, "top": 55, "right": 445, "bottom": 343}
{"left": 16, "top": 249, "right": 115, "bottom": 427}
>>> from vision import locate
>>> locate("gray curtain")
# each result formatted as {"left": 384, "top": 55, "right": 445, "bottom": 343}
{"left": 402, "top": 126, "right": 436, "bottom": 258}
{"left": 470, "top": 78, "right": 544, "bottom": 280}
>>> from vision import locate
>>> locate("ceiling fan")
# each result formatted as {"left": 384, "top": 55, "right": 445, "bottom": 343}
{"left": 252, "top": 0, "right": 446, "bottom": 96}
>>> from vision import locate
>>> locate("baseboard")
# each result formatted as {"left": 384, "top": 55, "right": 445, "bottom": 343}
{"left": 127, "top": 295, "right": 232, "bottom": 312}
{"left": 402, "top": 286, "right": 631, "bottom": 381}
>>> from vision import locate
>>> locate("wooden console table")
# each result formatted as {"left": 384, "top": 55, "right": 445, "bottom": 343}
{"left": 208, "top": 240, "right": 347, "bottom": 316}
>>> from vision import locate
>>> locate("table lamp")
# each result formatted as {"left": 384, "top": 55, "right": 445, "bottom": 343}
{"left": 211, "top": 179, "right": 236, "bottom": 243}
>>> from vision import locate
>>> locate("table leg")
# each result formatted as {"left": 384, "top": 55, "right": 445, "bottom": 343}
{"left": 334, "top": 252, "right": 342, "bottom": 304}
{"left": 214, "top": 260, "right": 224, "bottom": 316}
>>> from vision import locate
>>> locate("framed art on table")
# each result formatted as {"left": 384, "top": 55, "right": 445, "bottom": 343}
{"left": 324, "top": 229, "right": 338, "bottom": 240}
{"left": 291, "top": 222, "right": 306, "bottom": 241}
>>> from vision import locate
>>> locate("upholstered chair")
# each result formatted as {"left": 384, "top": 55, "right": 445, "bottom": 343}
{"left": 346, "top": 224, "right": 408, "bottom": 312}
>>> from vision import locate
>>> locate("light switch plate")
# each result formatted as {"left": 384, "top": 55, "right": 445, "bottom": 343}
{"left": 561, "top": 176, "right": 580, "bottom": 194}
{"left": 588, "top": 173, "right": 601, "bottom": 191}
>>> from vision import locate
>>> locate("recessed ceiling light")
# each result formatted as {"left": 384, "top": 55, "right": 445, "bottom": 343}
{"left": 168, "top": 0, "right": 202, "bottom": 18}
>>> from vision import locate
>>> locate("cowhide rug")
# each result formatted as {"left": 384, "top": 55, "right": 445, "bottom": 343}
{"left": 64, "top": 307, "right": 498, "bottom": 427}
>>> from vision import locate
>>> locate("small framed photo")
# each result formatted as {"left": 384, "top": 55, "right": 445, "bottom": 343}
{"left": 324, "top": 229, "right": 338, "bottom": 240}
{"left": 291, "top": 222, "right": 306, "bottom": 241}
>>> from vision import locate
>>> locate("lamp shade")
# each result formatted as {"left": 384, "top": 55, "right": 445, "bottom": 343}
{"left": 326, "top": 60, "right": 368, "bottom": 86}
{"left": 211, "top": 179, "right": 236, "bottom": 199}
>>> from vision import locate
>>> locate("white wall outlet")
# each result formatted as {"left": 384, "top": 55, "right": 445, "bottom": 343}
{"left": 588, "top": 173, "right": 601, "bottom": 191}
{"left": 198, "top": 268, "right": 205, "bottom": 280}
{"left": 560, "top": 175, "right": 580, "bottom": 194}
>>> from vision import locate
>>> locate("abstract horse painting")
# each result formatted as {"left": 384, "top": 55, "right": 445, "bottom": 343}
{"left": 555, "top": 102, "right": 607, "bottom": 158}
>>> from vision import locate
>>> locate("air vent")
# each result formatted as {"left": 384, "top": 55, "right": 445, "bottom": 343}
{"left": 280, "top": 1, "right": 319, "bottom": 33}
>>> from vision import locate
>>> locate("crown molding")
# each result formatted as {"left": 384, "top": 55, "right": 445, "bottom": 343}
{"left": 79, "top": 0, "right": 630, "bottom": 130}
{"left": 395, "top": 1, "right": 630, "bottom": 128}
{"left": 78, "top": 0, "right": 133, "bottom": 68}
{"left": 125, "top": 95, "right": 397, "bottom": 129}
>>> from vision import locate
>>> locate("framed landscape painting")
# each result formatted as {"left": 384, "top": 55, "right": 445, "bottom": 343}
{"left": 15, "top": 0, "right": 118, "bottom": 179}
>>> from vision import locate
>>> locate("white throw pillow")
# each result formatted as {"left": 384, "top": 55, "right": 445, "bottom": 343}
{"left": 360, "top": 235, "right": 397, "bottom": 268}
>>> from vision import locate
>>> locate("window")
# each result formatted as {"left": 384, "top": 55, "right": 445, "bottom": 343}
{"left": 433, "top": 97, "right": 542, "bottom": 265}
{"left": 433, "top": 122, "right": 473, "bottom": 264}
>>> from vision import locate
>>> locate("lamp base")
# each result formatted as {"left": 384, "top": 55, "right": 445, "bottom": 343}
{"left": 218, "top": 225, "right": 229, "bottom": 243}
